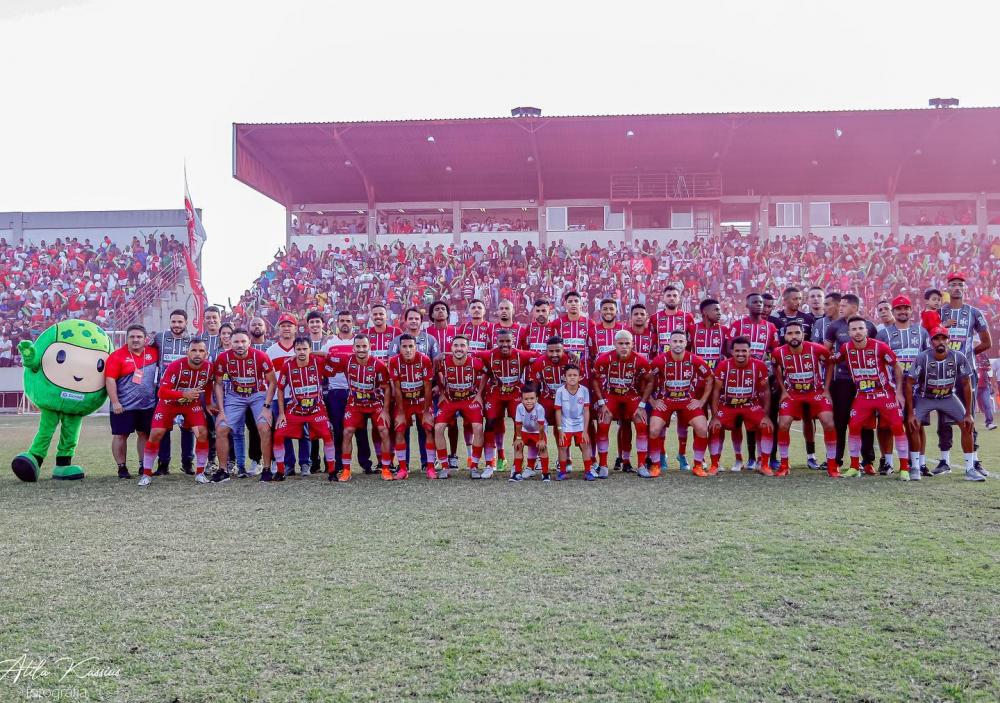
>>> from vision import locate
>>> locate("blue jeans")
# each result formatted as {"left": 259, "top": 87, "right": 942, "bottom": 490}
{"left": 325, "top": 388, "right": 349, "bottom": 471}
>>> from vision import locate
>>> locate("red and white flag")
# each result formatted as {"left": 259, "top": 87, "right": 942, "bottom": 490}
{"left": 183, "top": 168, "right": 209, "bottom": 333}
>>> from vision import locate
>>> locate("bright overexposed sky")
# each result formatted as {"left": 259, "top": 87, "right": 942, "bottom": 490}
{"left": 2, "top": 0, "right": 997, "bottom": 303}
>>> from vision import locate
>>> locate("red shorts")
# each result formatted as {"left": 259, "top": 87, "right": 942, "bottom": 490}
{"left": 559, "top": 431, "right": 588, "bottom": 448}
{"left": 520, "top": 431, "right": 545, "bottom": 448}
{"left": 395, "top": 403, "right": 433, "bottom": 432}
{"left": 276, "top": 412, "right": 333, "bottom": 442}
{"left": 485, "top": 393, "right": 520, "bottom": 422}
{"left": 344, "top": 404, "right": 388, "bottom": 431}
{"left": 652, "top": 399, "right": 705, "bottom": 426}
{"left": 849, "top": 393, "right": 904, "bottom": 431}
{"left": 779, "top": 392, "right": 833, "bottom": 420}
{"left": 152, "top": 401, "right": 206, "bottom": 431}
{"left": 716, "top": 404, "right": 766, "bottom": 431}
{"left": 435, "top": 399, "right": 484, "bottom": 425}
{"left": 604, "top": 394, "right": 641, "bottom": 423}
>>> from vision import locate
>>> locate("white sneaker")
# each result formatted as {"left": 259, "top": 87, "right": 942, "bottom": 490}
{"left": 470, "top": 469, "right": 483, "bottom": 479}
{"left": 438, "top": 467, "right": 450, "bottom": 479}
{"left": 299, "top": 466, "right": 312, "bottom": 477}
{"left": 448, "top": 456, "right": 458, "bottom": 470}
{"left": 248, "top": 460, "right": 261, "bottom": 476}
{"left": 195, "top": 473, "right": 209, "bottom": 484}
{"left": 521, "top": 467, "right": 536, "bottom": 479}
{"left": 987, "top": 423, "right": 997, "bottom": 430}
{"left": 138, "top": 475, "right": 151, "bottom": 487}
{"left": 730, "top": 460, "right": 744, "bottom": 473}
{"left": 481, "top": 466, "right": 495, "bottom": 479}
{"left": 598, "top": 465, "right": 609, "bottom": 479}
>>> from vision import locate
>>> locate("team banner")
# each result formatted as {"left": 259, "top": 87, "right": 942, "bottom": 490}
{"left": 184, "top": 169, "right": 209, "bottom": 333}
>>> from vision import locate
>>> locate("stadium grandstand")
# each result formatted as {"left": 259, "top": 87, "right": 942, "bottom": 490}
{"left": 232, "top": 106, "right": 1000, "bottom": 328}
{"left": 0, "top": 209, "right": 199, "bottom": 408}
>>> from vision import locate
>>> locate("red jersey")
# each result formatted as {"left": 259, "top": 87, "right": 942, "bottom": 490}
{"left": 457, "top": 320, "right": 495, "bottom": 352}
{"left": 479, "top": 348, "right": 536, "bottom": 398}
{"left": 362, "top": 325, "right": 403, "bottom": 361}
{"left": 649, "top": 351, "right": 712, "bottom": 402}
{"left": 214, "top": 349, "right": 274, "bottom": 396}
{"left": 692, "top": 321, "right": 727, "bottom": 369}
{"left": 629, "top": 325, "right": 658, "bottom": 360}
{"left": 529, "top": 355, "right": 573, "bottom": 400}
{"left": 277, "top": 357, "right": 327, "bottom": 415}
{"left": 548, "top": 315, "right": 598, "bottom": 374}
{"left": 594, "top": 321, "right": 626, "bottom": 356}
{"left": 773, "top": 342, "right": 831, "bottom": 395}
{"left": 437, "top": 354, "right": 486, "bottom": 401}
{"left": 839, "top": 339, "right": 899, "bottom": 397}
{"left": 323, "top": 354, "right": 391, "bottom": 407}
{"left": 592, "top": 351, "right": 650, "bottom": 397}
{"left": 652, "top": 309, "right": 696, "bottom": 353}
{"left": 158, "top": 358, "right": 215, "bottom": 405}
{"left": 491, "top": 322, "right": 523, "bottom": 347}
{"left": 727, "top": 317, "right": 778, "bottom": 363}
{"left": 388, "top": 353, "right": 434, "bottom": 405}
{"left": 426, "top": 324, "right": 457, "bottom": 354}
{"left": 518, "top": 321, "right": 551, "bottom": 355}
{"left": 713, "top": 358, "right": 770, "bottom": 408}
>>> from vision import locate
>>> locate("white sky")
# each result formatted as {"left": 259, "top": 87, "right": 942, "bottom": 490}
{"left": 2, "top": 0, "right": 997, "bottom": 304}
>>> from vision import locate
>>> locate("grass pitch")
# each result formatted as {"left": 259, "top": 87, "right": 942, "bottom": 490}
{"left": 1, "top": 415, "right": 998, "bottom": 702}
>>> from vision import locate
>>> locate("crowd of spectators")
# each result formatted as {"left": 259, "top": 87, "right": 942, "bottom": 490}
{"left": 230, "top": 227, "right": 1000, "bottom": 331}
{"left": 0, "top": 233, "right": 187, "bottom": 366}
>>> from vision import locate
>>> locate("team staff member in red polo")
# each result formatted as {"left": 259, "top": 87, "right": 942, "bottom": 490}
{"left": 106, "top": 324, "right": 159, "bottom": 479}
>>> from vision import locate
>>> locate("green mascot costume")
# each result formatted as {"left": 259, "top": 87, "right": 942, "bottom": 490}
{"left": 11, "top": 320, "right": 112, "bottom": 482}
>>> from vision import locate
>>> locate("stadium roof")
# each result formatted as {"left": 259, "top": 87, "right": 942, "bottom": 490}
{"left": 233, "top": 107, "right": 1000, "bottom": 207}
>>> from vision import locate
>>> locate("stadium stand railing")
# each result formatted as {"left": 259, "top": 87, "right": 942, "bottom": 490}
{"left": 107, "top": 258, "right": 183, "bottom": 331}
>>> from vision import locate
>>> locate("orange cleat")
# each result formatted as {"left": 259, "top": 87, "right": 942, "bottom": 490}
{"left": 337, "top": 467, "right": 352, "bottom": 482}
{"left": 649, "top": 464, "right": 661, "bottom": 478}
{"left": 381, "top": 467, "right": 394, "bottom": 481}
{"left": 758, "top": 464, "right": 774, "bottom": 477}
{"left": 691, "top": 461, "right": 708, "bottom": 477}
{"left": 707, "top": 463, "right": 719, "bottom": 476}
{"left": 776, "top": 460, "right": 790, "bottom": 477}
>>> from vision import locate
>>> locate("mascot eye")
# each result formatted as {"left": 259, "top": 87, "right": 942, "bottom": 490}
{"left": 97, "top": 359, "right": 106, "bottom": 373}
{"left": 56, "top": 350, "right": 67, "bottom": 364}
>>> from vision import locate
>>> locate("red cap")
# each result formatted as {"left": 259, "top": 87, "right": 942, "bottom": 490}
{"left": 946, "top": 271, "right": 966, "bottom": 282}
{"left": 929, "top": 326, "right": 950, "bottom": 339}
{"left": 890, "top": 295, "right": 912, "bottom": 308}
{"left": 277, "top": 313, "right": 297, "bottom": 326}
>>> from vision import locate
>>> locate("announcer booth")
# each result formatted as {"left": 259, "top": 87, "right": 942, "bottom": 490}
{"left": 233, "top": 107, "right": 1000, "bottom": 253}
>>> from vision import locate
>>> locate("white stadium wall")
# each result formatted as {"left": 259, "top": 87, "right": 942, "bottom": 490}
{"left": 23, "top": 226, "right": 188, "bottom": 249}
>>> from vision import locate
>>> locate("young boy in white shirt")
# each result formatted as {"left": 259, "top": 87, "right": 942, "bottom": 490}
{"left": 554, "top": 365, "right": 594, "bottom": 480}
{"left": 511, "top": 383, "right": 549, "bottom": 482}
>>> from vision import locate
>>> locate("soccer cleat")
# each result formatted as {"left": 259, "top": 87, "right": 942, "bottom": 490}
{"left": 481, "top": 466, "right": 495, "bottom": 480}
{"left": 508, "top": 473, "right": 523, "bottom": 482}
{"left": 195, "top": 473, "right": 209, "bottom": 484}
{"left": 637, "top": 466, "right": 653, "bottom": 478}
{"left": 757, "top": 464, "right": 774, "bottom": 477}
{"left": 210, "top": 469, "right": 230, "bottom": 483}
{"left": 707, "top": 463, "right": 720, "bottom": 477}
{"left": 775, "top": 460, "right": 789, "bottom": 477}
{"left": 862, "top": 463, "right": 877, "bottom": 476}
{"left": 677, "top": 455, "right": 690, "bottom": 471}
{"left": 841, "top": 467, "right": 861, "bottom": 478}
{"left": 470, "top": 469, "right": 483, "bottom": 479}
{"left": 395, "top": 468, "right": 409, "bottom": 481}
{"left": 327, "top": 470, "right": 337, "bottom": 482}
{"left": 299, "top": 466, "right": 312, "bottom": 477}
{"left": 448, "top": 456, "right": 459, "bottom": 470}
{"left": 541, "top": 474, "right": 551, "bottom": 482}
{"left": 337, "top": 468, "right": 352, "bottom": 482}
{"left": 730, "top": 460, "right": 744, "bottom": 473}
{"left": 878, "top": 457, "right": 890, "bottom": 475}
{"left": 769, "top": 458, "right": 780, "bottom": 471}
{"left": 556, "top": 471, "right": 568, "bottom": 481}
{"left": 247, "top": 460, "right": 261, "bottom": 476}
{"left": 909, "top": 465, "right": 921, "bottom": 481}
{"left": 237, "top": 467, "right": 248, "bottom": 479}
{"left": 274, "top": 472, "right": 286, "bottom": 482}
{"left": 648, "top": 464, "right": 661, "bottom": 478}
{"left": 965, "top": 467, "right": 986, "bottom": 482}
{"left": 745, "top": 459, "right": 757, "bottom": 472}
{"left": 691, "top": 462, "right": 708, "bottom": 478}
{"left": 118, "top": 466, "right": 133, "bottom": 480}
{"left": 497, "top": 458, "right": 507, "bottom": 474}
{"left": 521, "top": 467, "right": 536, "bottom": 479}
{"left": 381, "top": 467, "right": 394, "bottom": 481}
{"left": 621, "top": 460, "right": 635, "bottom": 474}
{"left": 584, "top": 469, "right": 597, "bottom": 481}
{"left": 931, "top": 461, "right": 951, "bottom": 476}
{"left": 438, "top": 467, "right": 450, "bottom": 479}
{"left": 898, "top": 469, "right": 910, "bottom": 481}
{"left": 137, "top": 475, "right": 151, "bottom": 487}
{"left": 973, "top": 460, "right": 989, "bottom": 477}
{"left": 613, "top": 457, "right": 623, "bottom": 472}
{"left": 806, "top": 457, "right": 821, "bottom": 471}
{"left": 598, "top": 465, "right": 609, "bottom": 479}
{"left": 259, "top": 470, "right": 272, "bottom": 483}
{"left": 920, "top": 463, "right": 931, "bottom": 477}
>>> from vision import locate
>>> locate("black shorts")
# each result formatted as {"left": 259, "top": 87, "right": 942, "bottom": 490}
{"left": 110, "top": 407, "right": 155, "bottom": 436}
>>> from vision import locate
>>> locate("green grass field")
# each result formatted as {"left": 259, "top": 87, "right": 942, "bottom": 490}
{"left": 1, "top": 414, "right": 998, "bottom": 702}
